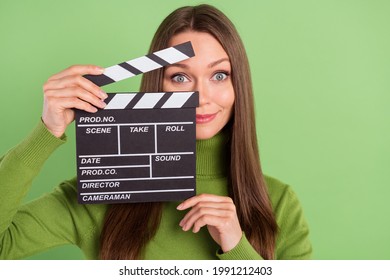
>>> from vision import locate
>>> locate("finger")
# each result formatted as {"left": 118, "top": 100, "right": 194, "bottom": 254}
{"left": 57, "top": 96, "right": 99, "bottom": 113}
{"left": 48, "top": 65, "right": 105, "bottom": 81}
{"left": 179, "top": 202, "right": 234, "bottom": 226}
{"left": 44, "top": 74, "right": 108, "bottom": 100}
{"left": 177, "top": 194, "right": 233, "bottom": 210}
{"left": 45, "top": 88, "right": 106, "bottom": 110}
{"left": 181, "top": 207, "right": 231, "bottom": 232}
{"left": 192, "top": 214, "right": 224, "bottom": 233}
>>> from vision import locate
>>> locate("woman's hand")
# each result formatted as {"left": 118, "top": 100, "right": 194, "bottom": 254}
{"left": 42, "top": 65, "right": 108, "bottom": 138}
{"left": 177, "top": 194, "right": 242, "bottom": 253}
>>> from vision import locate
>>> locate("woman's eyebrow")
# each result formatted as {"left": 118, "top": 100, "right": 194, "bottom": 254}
{"left": 165, "top": 63, "right": 188, "bottom": 69}
{"left": 208, "top": 58, "right": 230, "bottom": 68}
{"left": 165, "top": 58, "right": 230, "bottom": 70}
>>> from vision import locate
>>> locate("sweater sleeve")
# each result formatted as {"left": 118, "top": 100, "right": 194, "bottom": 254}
{"left": 272, "top": 184, "right": 312, "bottom": 259}
{"left": 218, "top": 178, "right": 312, "bottom": 260}
{"left": 0, "top": 121, "right": 81, "bottom": 259}
{"left": 216, "top": 233, "right": 263, "bottom": 260}
{"left": 0, "top": 121, "right": 65, "bottom": 230}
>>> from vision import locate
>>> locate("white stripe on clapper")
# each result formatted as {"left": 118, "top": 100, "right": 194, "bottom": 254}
{"left": 133, "top": 92, "right": 165, "bottom": 109}
{"left": 103, "top": 65, "right": 135, "bottom": 81}
{"left": 104, "top": 94, "right": 136, "bottom": 109}
{"left": 161, "top": 92, "right": 193, "bottom": 108}
{"left": 154, "top": 47, "right": 190, "bottom": 64}
{"left": 127, "top": 56, "right": 162, "bottom": 72}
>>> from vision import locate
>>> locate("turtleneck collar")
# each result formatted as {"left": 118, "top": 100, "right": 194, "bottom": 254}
{"left": 195, "top": 129, "right": 230, "bottom": 178}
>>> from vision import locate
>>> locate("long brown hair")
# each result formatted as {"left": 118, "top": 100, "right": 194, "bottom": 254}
{"left": 100, "top": 4, "right": 278, "bottom": 260}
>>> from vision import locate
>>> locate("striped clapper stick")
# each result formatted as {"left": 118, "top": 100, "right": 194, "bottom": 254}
{"left": 75, "top": 91, "right": 199, "bottom": 204}
{"left": 83, "top": 41, "right": 194, "bottom": 86}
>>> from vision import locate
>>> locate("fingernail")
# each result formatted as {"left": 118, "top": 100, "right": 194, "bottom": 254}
{"left": 176, "top": 204, "right": 183, "bottom": 210}
{"left": 179, "top": 219, "right": 184, "bottom": 227}
{"left": 100, "top": 101, "right": 106, "bottom": 107}
{"left": 100, "top": 90, "right": 108, "bottom": 99}
{"left": 97, "top": 66, "right": 105, "bottom": 74}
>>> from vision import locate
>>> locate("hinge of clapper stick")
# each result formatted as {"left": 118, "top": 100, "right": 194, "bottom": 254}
{"left": 83, "top": 41, "right": 194, "bottom": 86}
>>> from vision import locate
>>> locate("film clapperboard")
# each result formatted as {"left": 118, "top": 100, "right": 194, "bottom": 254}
{"left": 75, "top": 41, "right": 199, "bottom": 204}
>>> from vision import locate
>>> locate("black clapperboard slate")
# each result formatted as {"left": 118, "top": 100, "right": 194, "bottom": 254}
{"left": 75, "top": 42, "right": 199, "bottom": 204}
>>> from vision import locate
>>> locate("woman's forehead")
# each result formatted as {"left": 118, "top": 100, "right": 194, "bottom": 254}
{"left": 168, "top": 31, "right": 230, "bottom": 67}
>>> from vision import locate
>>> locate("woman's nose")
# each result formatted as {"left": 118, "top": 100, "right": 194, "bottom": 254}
{"left": 196, "top": 81, "right": 211, "bottom": 106}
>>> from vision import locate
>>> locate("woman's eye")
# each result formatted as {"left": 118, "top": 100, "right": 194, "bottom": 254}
{"left": 172, "top": 74, "right": 189, "bottom": 83}
{"left": 212, "top": 72, "right": 228, "bottom": 81}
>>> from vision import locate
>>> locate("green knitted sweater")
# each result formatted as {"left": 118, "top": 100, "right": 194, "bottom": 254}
{"left": 0, "top": 121, "right": 312, "bottom": 259}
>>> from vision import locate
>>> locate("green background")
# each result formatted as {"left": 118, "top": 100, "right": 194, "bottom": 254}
{"left": 0, "top": 0, "right": 389, "bottom": 260}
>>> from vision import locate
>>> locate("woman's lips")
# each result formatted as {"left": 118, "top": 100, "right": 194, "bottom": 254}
{"left": 196, "top": 113, "right": 217, "bottom": 124}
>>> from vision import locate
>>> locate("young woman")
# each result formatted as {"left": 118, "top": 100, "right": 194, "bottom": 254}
{"left": 0, "top": 4, "right": 312, "bottom": 260}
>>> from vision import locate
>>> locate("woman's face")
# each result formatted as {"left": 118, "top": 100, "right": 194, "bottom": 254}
{"left": 163, "top": 31, "right": 235, "bottom": 140}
